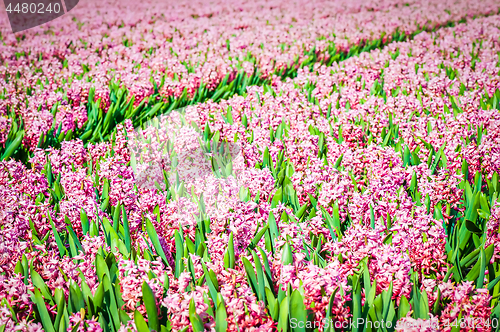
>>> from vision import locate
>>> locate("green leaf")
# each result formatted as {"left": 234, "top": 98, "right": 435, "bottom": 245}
{"left": 93, "top": 283, "right": 105, "bottom": 311}
{"left": 268, "top": 212, "right": 280, "bottom": 241}
{"left": 225, "top": 106, "right": 234, "bottom": 125}
{"left": 69, "top": 282, "right": 85, "bottom": 313}
{"left": 223, "top": 232, "right": 235, "bottom": 269}
{"left": 370, "top": 204, "right": 375, "bottom": 229}
{"left": 48, "top": 214, "right": 66, "bottom": 257}
{"left": 32, "top": 288, "right": 56, "bottom": 332}
{"left": 102, "top": 275, "right": 120, "bottom": 331}
{"left": 119, "top": 310, "right": 131, "bottom": 325}
{"left": 295, "top": 204, "right": 308, "bottom": 221}
{"left": 265, "top": 287, "right": 279, "bottom": 321}
{"left": 174, "top": 230, "right": 184, "bottom": 278}
{"left": 70, "top": 321, "right": 81, "bottom": 332}
{"left": 142, "top": 281, "right": 159, "bottom": 332}
{"left": 465, "top": 191, "right": 481, "bottom": 223}
{"left": 477, "top": 248, "right": 487, "bottom": 289}
{"left": 67, "top": 223, "right": 83, "bottom": 257}
{"left": 257, "top": 247, "right": 273, "bottom": 289}
{"left": 403, "top": 145, "right": 410, "bottom": 167}
{"left": 239, "top": 186, "right": 251, "bottom": 202}
{"left": 59, "top": 310, "right": 70, "bottom": 332}
{"left": 320, "top": 206, "right": 338, "bottom": 241}
{"left": 418, "top": 290, "right": 429, "bottom": 320}
{"left": 133, "top": 310, "right": 149, "bottom": 332}
{"left": 31, "top": 269, "right": 54, "bottom": 304}
{"left": 53, "top": 289, "right": 66, "bottom": 330}
{"left": 409, "top": 171, "right": 417, "bottom": 193}
{"left": 100, "top": 196, "right": 110, "bottom": 212}
{"left": 1, "top": 130, "right": 24, "bottom": 160}
{"left": 324, "top": 287, "right": 339, "bottom": 332}
{"left": 277, "top": 297, "right": 289, "bottom": 332}
{"left": 242, "top": 257, "right": 259, "bottom": 297}
{"left": 289, "top": 290, "right": 307, "bottom": 332}
{"left": 95, "top": 254, "right": 110, "bottom": 282}
{"left": 189, "top": 298, "right": 205, "bottom": 332}
{"left": 430, "top": 143, "right": 445, "bottom": 174}
{"left": 250, "top": 224, "right": 269, "bottom": 248}
{"left": 122, "top": 206, "right": 131, "bottom": 254}
{"left": 334, "top": 154, "right": 343, "bottom": 169}
{"left": 145, "top": 219, "right": 169, "bottom": 266}
{"left": 202, "top": 263, "right": 219, "bottom": 306}
{"left": 251, "top": 251, "right": 267, "bottom": 304}
{"left": 477, "top": 209, "right": 490, "bottom": 220}
{"left": 432, "top": 288, "right": 441, "bottom": 315}
{"left": 271, "top": 188, "right": 283, "bottom": 208}
{"left": 281, "top": 243, "right": 293, "bottom": 265}
{"left": 465, "top": 220, "right": 482, "bottom": 235}
{"left": 215, "top": 295, "right": 228, "bottom": 332}
{"left": 487, "top": 275, "right": 500, "bottom": 291}
{"left": 80, "top": 209, "right": 89, "bottom": 235}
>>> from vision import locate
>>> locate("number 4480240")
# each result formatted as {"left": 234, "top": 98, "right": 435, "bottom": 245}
{"left": 5, "top": 2, "right": 61, "bottom": 14}
{"left": 445, "top": 317, "right": 499, "bottom": 329}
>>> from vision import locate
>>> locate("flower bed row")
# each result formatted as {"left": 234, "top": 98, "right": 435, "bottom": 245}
{"left": 1, "top": 0, "right": 500, "bottom": 162}
{"left": 1, "top": 11, "right": 500, "bottom": 331}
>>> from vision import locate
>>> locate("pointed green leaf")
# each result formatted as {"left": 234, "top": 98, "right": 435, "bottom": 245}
{"left": 189, "top": 298, "right": 205, "bottom": 332}
{"left": 142, "top": 281, "right": 159, "bottom": 332}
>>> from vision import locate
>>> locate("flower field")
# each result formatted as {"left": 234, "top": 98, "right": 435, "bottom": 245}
{"left": 1, "top": 0, "right": 500, "bottom": 331}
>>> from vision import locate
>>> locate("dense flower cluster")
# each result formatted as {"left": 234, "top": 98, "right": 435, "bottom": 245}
{"left": 1, "top": 0, "right": 500, "bottom": 153}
